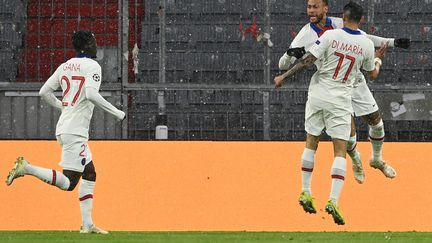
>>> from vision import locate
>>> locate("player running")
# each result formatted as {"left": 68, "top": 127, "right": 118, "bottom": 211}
{"left": 279, "top": 0, "right": 411, "bottom": 183}
{"left": 274, "top": 1, "right": 387, "bottom": 225}
{"left": 5, "top": 30, "right": 125, "bottom": 234}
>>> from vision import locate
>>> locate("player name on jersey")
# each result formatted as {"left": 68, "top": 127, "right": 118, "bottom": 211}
{"left": 63, "top": 63, "right": 81, "bottom": 72}
{"left": 331, "top": 40, "right": 364, "bottom": 56}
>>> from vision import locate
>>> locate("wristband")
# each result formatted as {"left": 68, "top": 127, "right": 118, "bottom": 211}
{"left": 374, "top": 57, "right": 382, "bottom": 66}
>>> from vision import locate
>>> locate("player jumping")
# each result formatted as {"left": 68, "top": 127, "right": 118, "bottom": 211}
{"left": 279, "top": 0, "right": 411, "bottom": 183}
{"left": 275, "top": 1, "right": 387, "bottom": 225}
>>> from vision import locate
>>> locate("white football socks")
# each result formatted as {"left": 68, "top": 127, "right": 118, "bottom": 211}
{"left": 24, "top": 163, "right": 70, "bottom": 190}
{"left": 369, "top": 120, "right": 385, "bottom": 162}
{"left": 330, "top": 156, "right": 346, "bottom": 205}
{"left": 301, "top": 148, "right": 316, "bottom": 194}
{"left": 346, "top": 135, "right": 359, "bottom": 160}
{"left": 79, "top": 179, "right": 96, "bottom": 228}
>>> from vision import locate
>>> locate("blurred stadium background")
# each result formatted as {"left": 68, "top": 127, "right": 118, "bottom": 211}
{"left": 0, "top": 0, "right": 431, "bottom": 141}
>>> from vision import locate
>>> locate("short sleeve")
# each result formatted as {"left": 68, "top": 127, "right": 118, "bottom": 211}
{"left": 308, "top": 31, "right": 332, "bottom": 60}
{"left": 290, "top": 24, "right": 309, "bottom": 48}
{"left": 362, "top": 42, "right": 376, "bottom": 72}
{"left": 85, "top": 62, "right": 102, "bottom": 91}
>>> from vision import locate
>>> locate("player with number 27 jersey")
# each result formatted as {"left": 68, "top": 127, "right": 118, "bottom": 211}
{"left": 45, "top": 56, "right": 104, "bottom": 138}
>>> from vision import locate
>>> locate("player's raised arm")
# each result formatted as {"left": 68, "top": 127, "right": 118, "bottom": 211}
{"left": 366, "top": 43, "right": 388, "bottom": 80}
{"left": 274, "top": 53, "right": 317, "bottom": 88}
{"left": 39, "top": 67, "right": 62, "bottom": 110}
{"left": 364, "top": 33, "right": 411, "bottom": 49}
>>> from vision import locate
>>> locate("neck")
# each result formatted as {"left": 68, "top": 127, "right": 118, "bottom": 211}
{"left": 316, "top": 15, "right": 327, "bottom": 29}
{"left": 343, "top": 21, "right": 359, "bottom": 30}
{"left": 76, "top": 53, "right": 94, "bottom": 58}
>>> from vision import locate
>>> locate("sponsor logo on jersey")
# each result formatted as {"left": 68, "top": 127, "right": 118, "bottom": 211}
{"left": 315, "top": 40, "right": 321, "bottom": 45}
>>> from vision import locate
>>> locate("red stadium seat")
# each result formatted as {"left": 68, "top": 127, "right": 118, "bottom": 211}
{"left": 66, "top": 4, "right": 79, "bottom": 17}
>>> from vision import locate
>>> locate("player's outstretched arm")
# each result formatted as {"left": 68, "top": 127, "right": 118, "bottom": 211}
{"left": 366, "top": 34, "right": 411, "bottom": 49}
{"left": 86, "top": 87, "right": 125, "bottom": 120}
{"left": 39, "top": 83, "right": 62, "bottom": 110}
{"left": 274, "top": 53, "right": 317, "bottom": 88}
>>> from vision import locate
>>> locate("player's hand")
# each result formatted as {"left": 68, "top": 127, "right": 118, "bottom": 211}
{"left": 394, "top": 38, "right": 411, "bottom": 49}
{"left": 274, "top": 75, "right": 285, "bottom": 88}
{"left": 375, "top": 42, "right": 388, "bottom": 60}
{"left": 118, "top": 110, "right": 126, "bottom": 121}
{"left": 286, "top": 47, "right": 306, "bottom": 59}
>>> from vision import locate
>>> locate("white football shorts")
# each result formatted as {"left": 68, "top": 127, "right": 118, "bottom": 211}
{"left": 351, "top": 80, "right": 379, "bottom": 117}
{"left": 305, "top": 99, "right": 352, "bottom": 141}
{"left": 56, "top": 134, "right": 92, "bottom": 172}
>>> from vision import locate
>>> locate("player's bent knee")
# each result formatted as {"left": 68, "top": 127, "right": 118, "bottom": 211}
{"left": 362, "top": 111, "right": 381, "bottom": 126}
{"left": 62, "top": 170, "right": 82, "bottom": 191}
{"left": 82, "top": 161, "right": 97, "bottom": 182}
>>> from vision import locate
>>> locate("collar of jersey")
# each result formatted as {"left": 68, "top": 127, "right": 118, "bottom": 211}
{"left": 310, "top": 17, "right": 333, "bottom": 36}
{"left": 341, "top": 27, "right": 362, "bottom": 35}
{"left": 76, "top": 53, "right": 93, "bottom": 58}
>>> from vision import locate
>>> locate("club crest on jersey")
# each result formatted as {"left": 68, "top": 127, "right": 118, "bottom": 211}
{"left": 93, "top": 74, "right": 101, "bottom": 82}
{"left": 315, "top": 40, "right": 321, "bottom": 45}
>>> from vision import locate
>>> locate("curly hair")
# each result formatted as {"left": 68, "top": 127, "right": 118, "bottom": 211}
{"left": 72, "top": 30, "right": 96, "bottom": 54}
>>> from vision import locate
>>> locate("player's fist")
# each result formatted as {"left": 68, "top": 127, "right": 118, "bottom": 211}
{"left": 118, "top": 110, "right": 126, "bottom": 121}
{"left": 286, "top": 47, "right": 306, "bottom": 59}
{"left": 394, "top": 38, "right": 410, "bottom": 49}
{"left": 274, "top": 75, "right": 285, "bottom": 88}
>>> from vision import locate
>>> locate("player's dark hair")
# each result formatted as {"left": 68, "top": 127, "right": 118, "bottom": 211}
{"left": 343, "top": 1, "right": 363, "bottom": 22}
{"left": 321, "top": 0, "right": 329, "bottom": 6}
{"left": 72, "top": 30, "right": 95, "bottom": 53}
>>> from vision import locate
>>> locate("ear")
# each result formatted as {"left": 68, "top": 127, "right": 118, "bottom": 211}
{"left": 323, "top": 5, "right": 329, "bottom": 14}
{"left": 342, "top": 13, "right": 347, "bottom": 22}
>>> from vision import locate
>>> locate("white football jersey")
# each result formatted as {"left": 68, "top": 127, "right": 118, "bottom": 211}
{"left": 290, "top": 17, "right": 343, "bottom": 50}
{"left": 289, "top": 16, "right": 392, "bottom": 84}
{"left": 44, "top": 56, "right": 102, "bottom": 138}
{"left": 308, "top": 28, "right": 375, "bottom": 107}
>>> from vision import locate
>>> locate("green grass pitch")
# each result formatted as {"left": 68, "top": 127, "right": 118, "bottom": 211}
{"left": 0, "top": 231, "right": 431, "bottom": 243}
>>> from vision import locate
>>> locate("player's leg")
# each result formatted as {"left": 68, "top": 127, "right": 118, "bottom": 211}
{"left": 323, "top": 108, "right": 351, "bottom": 225}
{"left": 361, "top": 111, "right": 396, "bottom": 178}
{"left": 347, "top": 116, "right": 364, "bottom": 184}
{"left": 298, "top": 100, "right": 324, "bottom": 214}
{"left": 78, "top": 148, "right": 108, "bottom": 234}
{"left": 352, "top": 81, "right": 396, "bottom": 178}
{"left": 299, "top": 133, "right": 319, "bottom": 214}
{"left": 5, "top": 135, "right": 81, "bottom": 190}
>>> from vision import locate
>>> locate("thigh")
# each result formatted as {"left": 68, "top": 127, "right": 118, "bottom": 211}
{"left": 323, "top": 106, "right": 351, "bottom": 141}
{"left": 351, "top": 82, "right": 379, "bottom": 117}
{"left": 58, "top": 134, "right": 93, "bottom": 173}
{"left": 304, "top": 100, "right": 325, "bottom": 137}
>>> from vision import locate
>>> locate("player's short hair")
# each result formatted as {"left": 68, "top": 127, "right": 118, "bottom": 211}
{"left": 321, "top": 0, "right": 329, "bottom": 6}
{"left": 72, "top": 30, "right": 96, "bottom": 53}
{"left": 343, "top": 1, "right": 363, "bottom": 22}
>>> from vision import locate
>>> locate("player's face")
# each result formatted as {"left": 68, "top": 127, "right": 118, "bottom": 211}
{"left": 307, "top": 0, "right": 328, "bottom": 24}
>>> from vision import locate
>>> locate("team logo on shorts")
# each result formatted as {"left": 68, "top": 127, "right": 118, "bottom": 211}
{"left": 81, "top": 158, "right": 86, "bottom": 165}
{"left": 92, "top": 74, "right": 101, "bottom": 82}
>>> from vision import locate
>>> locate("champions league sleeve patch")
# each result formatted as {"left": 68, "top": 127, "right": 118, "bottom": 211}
{"left": 92, "top": 73, "right": 101, "bottom": 82}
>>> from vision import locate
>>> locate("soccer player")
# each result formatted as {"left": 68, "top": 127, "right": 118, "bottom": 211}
{"left": 5, "top": 30, "right": 125, "bottom": 234}
{"left": 274, "top": 1, "right": 387, "bottom": 225}
{"left": 279, "top": 0, "right": 411, "bottom": 183}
